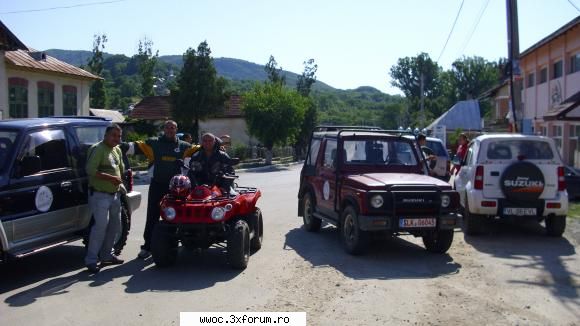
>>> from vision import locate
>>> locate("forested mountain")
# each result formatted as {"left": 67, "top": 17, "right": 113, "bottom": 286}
{"left": 44, "top": 49, "right": 405, "bottom": 129}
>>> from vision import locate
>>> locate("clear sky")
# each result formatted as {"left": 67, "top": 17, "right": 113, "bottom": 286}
{"left": 1, "top": 0, "right": 579, "bottom": 94}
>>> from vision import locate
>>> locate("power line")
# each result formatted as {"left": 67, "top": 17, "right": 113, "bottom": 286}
{"left": 458, "top": 0, "right": 491, "bottom": 57}
{"left": 437, "top": 0, "right": 465, "bottom": 63}
{"left": 0, "top": 0, "right": 126, "bottom": 15}
{"left": 567, "top": 0, "right": 580, "bottom": 12}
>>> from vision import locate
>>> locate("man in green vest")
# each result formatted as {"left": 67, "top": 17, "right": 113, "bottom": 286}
{"left": 85, "top": 124, "right": 125, "bottom": 273}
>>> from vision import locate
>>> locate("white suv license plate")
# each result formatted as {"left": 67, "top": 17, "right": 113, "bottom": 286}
{"left": 399, "top": 218, "right": 436, "bottom": 228}
{"left": 503, "top": 208, "right": 537, "bottom": 216}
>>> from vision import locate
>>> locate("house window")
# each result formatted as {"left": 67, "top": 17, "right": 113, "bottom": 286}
{"left": 38, "top": 81, "right": 55, "bottom": 117}
{"left": 552, "top": 60, "right": 563, "bottom": 79}
{"left": 552, "top": 125, "right": 562, "bottom": 151}
{"left": 63, "top": 85, "right": 77, "bottom": 116}
{"left": 8, "top": 77, "right": 28, "bottom": 118}
{"left": 571, "top": 53, "right": 580, "bottom": 74}
{"left": 539, "top": 67, "right": 547, "bottom": 84}
{"left": 526, "top": 72, "right": 535, "bottom": 88}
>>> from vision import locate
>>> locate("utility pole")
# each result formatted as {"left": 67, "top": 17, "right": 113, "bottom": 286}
{"left": 506, "top": 0, "right": 522, "bottom": 133}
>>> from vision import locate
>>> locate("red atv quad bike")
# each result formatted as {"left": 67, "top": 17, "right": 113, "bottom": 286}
{"left": 151, "top": 159, "right": 263, "bottom": 269}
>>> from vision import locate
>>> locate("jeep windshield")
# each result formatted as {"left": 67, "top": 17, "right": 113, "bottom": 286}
{"left": 0, "top": 129, "right": 19, "bottom": 174}
{"left": 343, "top": 138, "right": 420, "bottom": 166}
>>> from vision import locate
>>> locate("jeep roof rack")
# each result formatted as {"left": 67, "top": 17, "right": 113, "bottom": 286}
{"left": 51, "top": 116, "right": 112, "bottom": 121}
{"left": 314, "top": 125, "right": 383, "bottom": 132}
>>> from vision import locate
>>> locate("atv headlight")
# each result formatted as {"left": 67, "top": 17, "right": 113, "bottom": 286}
{"left": 441, "top": 195, "right": 450, "bottom": 208}
{"left": 211, "top": 207, "right": 226, "bottom": 221}
{"left": 370, "top": 194, "right": 384, "bottom": 208}
{"left": 163, "top": 207, "right": 176, "bottom": 220}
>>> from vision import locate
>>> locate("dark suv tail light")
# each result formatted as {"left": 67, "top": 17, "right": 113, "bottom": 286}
{"left": 557, "top": 166, "right": 566, "bottom": 191}
{"left": 474, "top": 165, "right": 484, "bottom": 190}
{"left": 125, "top": 169, "right": 134, "bottom": 192}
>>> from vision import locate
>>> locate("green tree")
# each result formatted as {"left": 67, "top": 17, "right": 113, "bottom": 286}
{"left": 264, "top": 55, "right": 286, "bottom": 86}
{"left": 447, "top": 56, "right": 500, "bottom": 100}
{"left": 136, "top": 37, "right": 158, "bottom": 97}
{"left": 295, "top": 59, "right": 319, "bottom": 159}
{"left": 87, "top": 34, "right": 108, "bottom": 108}
{"left": 243, "top": 83, "right": 308, "bottom": 164}
{"left": 389, "top": 52, "right": 443, "bottom": 125}
{"left": 172, "top": 41, "right": 227, "bottom": 142}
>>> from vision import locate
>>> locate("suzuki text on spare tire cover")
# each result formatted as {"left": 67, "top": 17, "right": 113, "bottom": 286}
{"left": 297, "top": 126, "right": 461, "bottom": 255}
{"left": 453, "top": 134, "right": 569, "bottom": 236}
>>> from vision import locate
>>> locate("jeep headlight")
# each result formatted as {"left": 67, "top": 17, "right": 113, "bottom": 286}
{"left": 211, "top": 207, "right": 226, "bottom": 221}
{"left": 441, "top": 195, "right": 450, "bottom": 208}
{"left": 163, "top": 207, "right": 176, "bottom": 220}
{"left": 370, "top": 195, "right": 384, "bottom": 208}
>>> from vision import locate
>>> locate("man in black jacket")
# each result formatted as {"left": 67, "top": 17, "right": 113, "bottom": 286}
{"left": 189, "top": 133, "right": 234, "bottom": 189}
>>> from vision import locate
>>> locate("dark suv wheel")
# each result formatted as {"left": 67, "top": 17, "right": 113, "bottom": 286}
{"left": 340, "top": 206, "right": 369, "bottom": 255}
{"left": 302, "top": 192, "right": 322, "bottom": 232}
{"left": 463, "top": 200, "right": 484, "bottom": 235}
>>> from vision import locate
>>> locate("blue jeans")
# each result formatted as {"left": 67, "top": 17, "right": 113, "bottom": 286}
{"left": 85, "top": 191, "right": 121, "bottom": 265}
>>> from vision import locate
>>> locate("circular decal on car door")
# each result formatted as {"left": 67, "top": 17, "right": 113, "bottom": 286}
{"left": 35, "top": 186, "right": 54, "bottom": 212}
{"left": 323, "top": 180, "right": 330, "bottom": 200}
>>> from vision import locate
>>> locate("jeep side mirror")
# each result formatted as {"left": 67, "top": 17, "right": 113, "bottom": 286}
{"left": 303, "top": 165, "right": 316, "bottom": 176}
{"left": 20, "top": 155, "right": 41, "bottom": 176}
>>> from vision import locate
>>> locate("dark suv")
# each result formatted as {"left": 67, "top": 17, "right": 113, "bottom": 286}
{"left": 298, "top": 126, "right": 460, "bottom": 255}
{"left": 0, "top": 117, "right": 141, "bottom": 262}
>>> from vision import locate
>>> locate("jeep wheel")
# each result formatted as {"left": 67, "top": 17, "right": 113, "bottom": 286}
{"left": 340, "top": 206, "right": 369, "bottom": 255}
{"left": 545, "top": 215, "right": 566, "bottom": 237}
{"left": 463, "top": 200, "right": 484, "bottom": 236}
{"left": 248, "top": 208, "right": 264, "bottom": 251}
{"left": 423, "top": 229, "right": 454, "bottom": 253}
{"left": 151, "top": 224, "right": 178, "bottom": 267}
{"left": 302, "top": 192, "right": 322, "bottom": 232}
{"left": 227, "top": 220, "right": 250, "bottom": 269}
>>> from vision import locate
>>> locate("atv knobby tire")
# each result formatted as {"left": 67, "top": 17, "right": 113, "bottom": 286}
{"left": 228, "top": 220, "right": 250, "bottom": 269}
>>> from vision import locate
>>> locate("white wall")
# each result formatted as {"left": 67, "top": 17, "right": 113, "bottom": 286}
{"left": 199, "top": 117, "right": 258, "bottom": 146}
{"left": 3, "top": 67, "right": 92, "bottom": 119}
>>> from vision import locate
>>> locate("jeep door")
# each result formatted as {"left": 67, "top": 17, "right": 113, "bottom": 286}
{"left": 2, "top": 128, "right": 80, "bottom": 250}
{"left": 313, "top": 139, "right": 339, "bottom": 219}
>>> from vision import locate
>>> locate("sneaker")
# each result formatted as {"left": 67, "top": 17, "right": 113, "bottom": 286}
{"left": 137, "top": 249, "right": 151, "bottom": 259}
{"left": 86, "top": 263, "right": 100, "bottom": 274}
{"left": 101, "top": 256, "right": 124, "bottom": 266}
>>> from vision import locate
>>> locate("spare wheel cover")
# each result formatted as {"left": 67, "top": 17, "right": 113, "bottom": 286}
{"left": 500, "top": 161, "right": 545, "bottom": 202}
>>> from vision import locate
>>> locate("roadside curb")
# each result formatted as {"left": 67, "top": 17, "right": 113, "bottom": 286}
{"left": 133, "top": 161, "right": 303, "bottom": 181}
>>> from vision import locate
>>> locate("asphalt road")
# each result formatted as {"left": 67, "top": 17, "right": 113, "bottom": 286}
{"left": 1, "top": 165, "right": 579, "bottom": 325}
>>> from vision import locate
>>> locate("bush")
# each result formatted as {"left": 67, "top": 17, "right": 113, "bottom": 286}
{"left": 124, "top": 131, "right": 149, "bottom": 142}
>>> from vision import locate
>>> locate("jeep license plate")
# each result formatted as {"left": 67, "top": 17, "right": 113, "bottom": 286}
{"left": 503, "top": 208, "right": 537, "bottom": 216}
{"left": 399, "top": 218, "right": 436, "bottom": 228}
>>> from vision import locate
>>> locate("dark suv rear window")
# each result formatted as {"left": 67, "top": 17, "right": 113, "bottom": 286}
{"left": 0, "top": 130, "right": 19, "bottom": 173}
{"left": 486, "top": 140, "right": 554, "bottom": 160}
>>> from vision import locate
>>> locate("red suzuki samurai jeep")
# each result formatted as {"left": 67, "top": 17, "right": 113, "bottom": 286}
{"left": 298, "top": 126, "right": 460, "bottom": 255}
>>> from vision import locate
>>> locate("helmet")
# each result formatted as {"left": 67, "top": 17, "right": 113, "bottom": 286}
{"left": 169, "top": 175, "right": 191, "bottom": 197}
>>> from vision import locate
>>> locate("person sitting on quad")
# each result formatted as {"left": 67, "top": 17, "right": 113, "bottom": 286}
{"left": 189, "top": 133, "right": 235, "bottom": 191}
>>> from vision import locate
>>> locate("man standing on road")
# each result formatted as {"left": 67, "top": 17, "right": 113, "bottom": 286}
{"left": 125, "top": 120, "right": 199, "bottom": 259}
{"left": 85, "top": 124, "right": 125, "bottom": 273}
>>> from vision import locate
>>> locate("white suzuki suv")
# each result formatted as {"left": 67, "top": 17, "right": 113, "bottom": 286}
{"left": 454, "top": 134, "right": 568, "bottom": 236}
